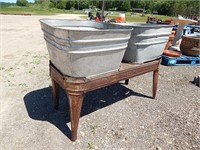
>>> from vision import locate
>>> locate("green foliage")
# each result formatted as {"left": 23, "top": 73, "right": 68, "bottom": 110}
{"left": 1, "top": 0, "right": 199, "bottom": 18}
{"left": 87, "top": 142, "right": 95, "bottom": 150}
{"left": 119, "top": 0, "right": 131, "bottom": 12}
{"left": 171, "top": 1, "right": 199, "bottom": 18}
{"left": 75, "top": 0, "right": 90, "bottom": 10}
{"left": 56, "top": 0, "right": 67, "bottom": 9}
{"left": 66, "top": 1, "right": 75, "bottom": 9}
{"left": 155, "top": 1, "right": 174, "bottom": 16}
{"left": 49, "top": 2, "right": 55, "bottom": 8}
{"left": 132, "top": 0, "right": 199, "bottom": 18}
{"left": 0, "top": 5, "right": 74, "bottom": 15}
{"left": 0, "top": 2, "right": 16, "bottom": 7}
{"left": 16, "top": 0, "right": 28, "bottom": 7}
{"left": 34, "top": 0, "right": 43, "bottom": 4}
{"left": 34, "top": 0, "right": 54, "bottom": 9}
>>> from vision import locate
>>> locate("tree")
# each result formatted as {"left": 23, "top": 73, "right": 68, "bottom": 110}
{"left": 31, "top": 0, "right": 199, "bottom": 18}
{"left": 155, "top": 1, "right": 174, "bottom": 16}
{"left": 118, "top": 0, "right": 131, "bottom": 12}
{"left": 34, "top": 0, "right": 43, "bottom": 4}
{"left": 16, "top": 0, "right": 28, "bottom": 6}
{"left": 74, "top": 0, "right": 90, "bottom": 10}
{"left": 34, "top": 0, "right": 54, "bottom": 9}
{"left": 56, "top": 0, "right": 67, "bottom": 9}
{"left": 66, "top": 0, "right": 75, "bottom": 9}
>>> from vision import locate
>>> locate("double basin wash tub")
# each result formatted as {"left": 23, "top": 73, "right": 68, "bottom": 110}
{"left": 40, "top": 19, "right": 132, "bottom": 77}
{"left": 117, "top": 23, "right": 173, "bottom": 63}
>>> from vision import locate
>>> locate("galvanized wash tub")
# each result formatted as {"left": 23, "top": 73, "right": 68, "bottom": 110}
{"left": 118, "top": 23, "right": 173, "bottom": 63}
{"left": 40, "top": 19, "right": 132, "bottom": 77}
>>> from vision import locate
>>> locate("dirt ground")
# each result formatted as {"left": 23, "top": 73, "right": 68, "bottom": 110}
{"left": 0, "top": 14, "right": 199, "bottom": 150}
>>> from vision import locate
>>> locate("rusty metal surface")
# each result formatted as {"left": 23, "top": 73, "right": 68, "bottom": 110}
{"left": 50, "top": 59, "right": 160, "bottom": 141}
{"left": 180, "top": 33, "right": 200, "bottom": 56}
{"left": 50, "top": 58, "right": 160, "bottom": 94}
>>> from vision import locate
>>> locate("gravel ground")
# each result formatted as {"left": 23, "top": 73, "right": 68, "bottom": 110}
{"left": 0, "top": 14, "right": 200, "bottom": 150}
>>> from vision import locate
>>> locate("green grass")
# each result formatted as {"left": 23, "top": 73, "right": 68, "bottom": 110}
{"left": 108, "top": 12, "right": 173, "bottom": 23}
{"left": 0, "top": 6, "right": 83, "bottom": 15}
{"left": 108, "top": 14, "right": 147, "bottom": 23}
{"left": 81, "top": 11, "right": 173, "bottom": 23}
{"left": 0, "top": 6, "right": 172, "bottom": 23}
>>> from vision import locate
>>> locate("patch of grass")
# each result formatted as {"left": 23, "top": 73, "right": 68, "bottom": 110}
{"left": 108, "top": 13, "right": 173, "bottom": 23}
{"left": 31, "top": 59, "right": 40, "bottom": 65}
{"left": 26, "top": 66, "right": 35, "bottom": 74}
{"left": 90, "top": 124, "right": 98, "bottom": 135}
{"left": 0, "top": 6, "right": 33, "bottom": 15}
{"left": 0, "top": 66, "right": 5, "bottom": 70}
{"left": 0, "top": 6, "right": 55, "bottom": 15}
{"left": 30, "top": 55, "right": 42, "bottom": 65}
{"left": 109, "top": 15, "right": 147, "bottom": 22}
{"left": 0, "top": 6, "right": 83, "bottom": 15}
{"left": 7, "top": 80, "right": 15, "bottom": 86}
{"left": 0, "top": 6, "right": 172, "bottom": 23}
{"left": 87, "top": 142, "right": 95, "bottom": 150}
{"left": 5, "top": 67, "right": 14, "bottom": 72}
{"left": 82, "top": 11, "right": 173, "bottom": 23}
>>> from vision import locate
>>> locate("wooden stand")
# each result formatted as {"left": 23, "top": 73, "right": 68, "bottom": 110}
{"left": 50, "top": 59, "right": 161, "bottom": 141}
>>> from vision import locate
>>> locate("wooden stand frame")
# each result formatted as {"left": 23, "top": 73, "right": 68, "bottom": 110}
{"left": 50, "top": 59, "right": 161, "bottom": 141}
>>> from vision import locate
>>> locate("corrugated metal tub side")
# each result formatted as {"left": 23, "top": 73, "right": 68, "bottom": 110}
{"left": 117, "top": 23, "right": 173, "bottom": 63}
{"left": 40, "top": 19, "right": 132, "bottom": 77}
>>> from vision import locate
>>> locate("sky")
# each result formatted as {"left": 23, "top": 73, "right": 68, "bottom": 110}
{"left": 0, "top": 0, "right": 34, "bottom": 3}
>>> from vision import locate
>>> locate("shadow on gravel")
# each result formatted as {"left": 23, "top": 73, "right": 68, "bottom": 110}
{"left": 24, "top": 83, "right": 152, "bottom": 140}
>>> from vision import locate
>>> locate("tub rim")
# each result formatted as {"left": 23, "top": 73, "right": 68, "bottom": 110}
{"left": 114, "top": 22, "right": 174, "bottom": 28}
{"left": 39, "top": 19, "right": 133, "bottom": 32}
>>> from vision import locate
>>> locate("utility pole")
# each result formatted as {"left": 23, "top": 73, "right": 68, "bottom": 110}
{"left": 78, "top": 0, "right": 79, "bottom": 10}
{"left": 101, "top": 0, "right": 105, "bottom": 21}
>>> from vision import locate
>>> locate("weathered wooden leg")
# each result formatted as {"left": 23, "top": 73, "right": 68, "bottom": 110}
{"left": 67, "top": 92, "right": 84, "bottom": 141}
{"left": 51, "top": 79, "right": 59, "bottom": 110}
{"left": 125, "top": 79, "right": 129, "bottom": 85}
{"left": 153, "top": 69, "right": 159, "bottom": 99}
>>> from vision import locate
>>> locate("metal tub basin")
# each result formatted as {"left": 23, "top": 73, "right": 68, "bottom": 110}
{"left": 118, "top": 23, "right": 173, "bottom": 63}
{"left": 40, "top": 19, "right": 132, "bottom": 77}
